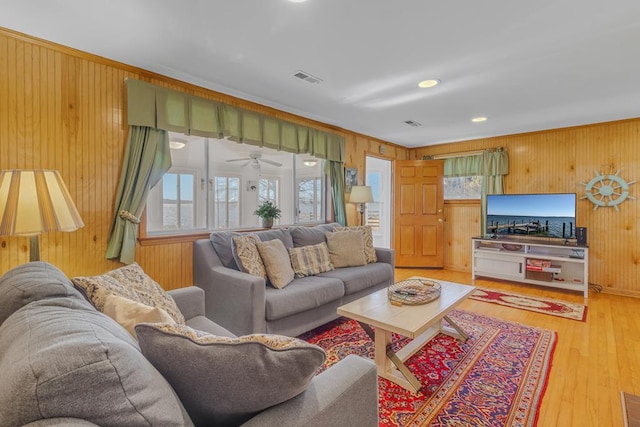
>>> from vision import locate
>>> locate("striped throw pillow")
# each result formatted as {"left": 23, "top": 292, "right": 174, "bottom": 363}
{"left": 289, "top": 242, "right": 335, "bottom": 278}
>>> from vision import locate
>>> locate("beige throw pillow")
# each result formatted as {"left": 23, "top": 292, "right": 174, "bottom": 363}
{"left": 325, "top": 231, "right": 367, "bottom": 268}
{"left": 232, "top": 234, "right": 267, "bottom": 280}
{"left": 103, "top": 294, "right": 176, "bottom": 338}
{"left": 255, "top": 239, "right": 295, "bottom": 289}
{"left": 289, "top": 242, "right": 334, "bottom": 278}
{"left": 72, "top": 263, "right": 185, "bottom": 324}
{"left": 334, "top": 225, "right": 377, "bottom": 263}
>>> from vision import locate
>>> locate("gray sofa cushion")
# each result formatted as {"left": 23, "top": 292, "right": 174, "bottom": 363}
{"left": 255, "top": 228, "right": 294, "bottom": 248}
{"left": 0, "top": 298, "right": 193, "bottom": 427}
{"left": 135, "top": 323, "right": 325, "bottom": 427}
{"left": 210, "top": 231, "right": 241, "bottom": 270}
{"left": 0, "top": 261, "right": 91, "bottom": 324}
{"left": 265, "top": 276, "right": 344, "bottom": 321}
{"left": 318, "top": 262, "right": 394, "bottom": 295}
{"left": 289, "top": 223, "right": 337, "bottom": 247}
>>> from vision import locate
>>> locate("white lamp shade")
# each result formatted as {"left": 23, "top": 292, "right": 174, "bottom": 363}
{"left": 0, "top": 170, "right": 84, "bottom": 236}
{"left": 349, "top": 185, "right": 374, "bottom": 203}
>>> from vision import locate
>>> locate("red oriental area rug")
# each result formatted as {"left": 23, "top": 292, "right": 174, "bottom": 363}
{"left": 470, "top": 288, "right": 587, "bottom": 322}
{"left": 299, "top": 310, "right": 556, "bottom": 427}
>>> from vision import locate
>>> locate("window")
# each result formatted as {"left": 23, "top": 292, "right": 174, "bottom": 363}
{"left": 297, "top": 178, "right": 322, "bottom": 222}
{"left": 146, "top": 132, "right": 327, "bottom": 235}
{"left": 147, "top": 170, "right": 199, "bottom": 232}
{"left": 443, "top": 176, "right": 482, "bottom": 200}
{"left": 213, "top": 176, "right": 240, "bottom": 229}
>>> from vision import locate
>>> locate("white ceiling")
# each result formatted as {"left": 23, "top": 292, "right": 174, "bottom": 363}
{"left": 3, "top": 0, "right": 640, "bottom": 148}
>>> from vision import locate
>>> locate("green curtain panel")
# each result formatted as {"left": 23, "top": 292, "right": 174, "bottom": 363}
{"left": 106, "top": 126, "right": 172, "bottom": 264}
{"left": 480, "top": 149, "right": 508, "bottom": 235}
{"left": 327, "top": 161, "right": 347, "bottom": 226}
{"left": 125, "top": 78, "right": 345, "bottom": 162}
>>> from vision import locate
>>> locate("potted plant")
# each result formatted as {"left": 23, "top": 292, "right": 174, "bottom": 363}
{"left": 254, "top": 200, "right": 281, "bottom": 228}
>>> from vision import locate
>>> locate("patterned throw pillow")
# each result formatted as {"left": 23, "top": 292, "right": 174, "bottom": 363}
{"left": 334, "top": 225, "right": 377, "bottom": 263}
{"left": 289, "top": 242, "right": 335, "bottom": 278}
{"left": 72, "top": 263, "right": 185, "bottom": 324}
{"left": 255, "top": 239, "right": 295, "bottom": 289}
{"left": 325, "top": 231, "right": 367, "bottom": 268}
{"left": 135, "top": 322, "right": 326, "bottom": 426}
{"left": 232, "top": 234, "right": 267, "bottom": 280}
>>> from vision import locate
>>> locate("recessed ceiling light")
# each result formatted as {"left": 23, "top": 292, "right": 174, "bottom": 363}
{"left": 471, "top": 117, "right": 488, "bottom": 123}
{"left": 303, "top": 159, "right": 318, "bottom": 167}
{"left": 418, "top": 79, "right": 440, "bottom": 88}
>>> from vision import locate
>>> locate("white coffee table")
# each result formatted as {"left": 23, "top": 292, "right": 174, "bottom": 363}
{"left": 337, "top": 279, "right": 475, "bottom": 394}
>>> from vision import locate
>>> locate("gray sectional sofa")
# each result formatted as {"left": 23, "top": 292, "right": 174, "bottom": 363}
{"left": 0, "top": 262, "right": 379, "bottom": 427}
{"left": 193, "top": 223, "right": 395, "bottom": 337}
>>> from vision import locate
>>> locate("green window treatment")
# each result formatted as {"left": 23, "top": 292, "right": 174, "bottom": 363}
{"left": 439, "top": 148, "right": 509, "bottom": 235}
{"left": 125, "top": 78, "right": 345, "bottom": 162}
{"left": 106, "top": 126, "right": 172, "bottom": 264}
{"left": 327, "top": 161, "right": 347, "bottom": 225}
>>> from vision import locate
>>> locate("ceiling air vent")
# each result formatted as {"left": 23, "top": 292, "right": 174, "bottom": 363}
{"left": 292, "top": 70, "right": 323, "bottom": 84}
{"left": 404, "top": 120, "right": 422, "bottom": 127}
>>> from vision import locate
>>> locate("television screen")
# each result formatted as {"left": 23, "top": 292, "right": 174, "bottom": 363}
{"left": 486, "top": 193, "right": 577, "bottom": 239}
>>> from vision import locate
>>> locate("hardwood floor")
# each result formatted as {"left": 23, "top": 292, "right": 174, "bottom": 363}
{"left": 394, "top": 267, "right": 640, "bottom": 427}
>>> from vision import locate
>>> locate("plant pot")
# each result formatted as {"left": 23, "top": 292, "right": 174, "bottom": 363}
{"left": 262, "top": 218, "right": 274, "bottom": 228}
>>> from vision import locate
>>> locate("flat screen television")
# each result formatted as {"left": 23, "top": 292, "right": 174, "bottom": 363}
{"left": 486, "top": 193, "right": 577, "bottom": 239}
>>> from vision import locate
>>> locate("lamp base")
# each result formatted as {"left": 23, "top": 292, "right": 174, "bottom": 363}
{"left": 29, "top": 235, "right": 40, "bottom": 262}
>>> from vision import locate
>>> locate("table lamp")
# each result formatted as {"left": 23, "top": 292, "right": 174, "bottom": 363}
{"left": 349, "top": 185, "right": 374, "bottom": 226}
{"left": 0, "top": 170, "right": 84, "bottom": 261}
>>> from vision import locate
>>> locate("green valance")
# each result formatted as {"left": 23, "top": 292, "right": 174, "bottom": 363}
{"left": 441, "top": 148, "right": 509, "bottom": 177}
{"left": 126, "top": 78, "right": 345, "bottom": 162}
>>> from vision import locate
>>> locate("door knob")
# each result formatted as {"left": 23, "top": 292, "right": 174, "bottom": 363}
{"left": 438, "top": 218, "right": 444, "bottom": 223}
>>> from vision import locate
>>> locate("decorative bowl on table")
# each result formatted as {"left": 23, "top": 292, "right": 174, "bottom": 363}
{"left": 501, "top": 243, "right": 523, "bottom": 251}
{"left": 387, "top": 278, "right": 441, "bottom": 306}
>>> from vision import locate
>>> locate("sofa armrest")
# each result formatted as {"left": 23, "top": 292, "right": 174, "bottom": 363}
{"left": 374, "top": 247, "right": 395, "bottom": 268}
{"left": 168, "top": 286, "right": 205, "bottom": 321}
{"left": 242, "top": 355, "right": 378, "bottom": 427}
{"left": 193, "top": 239, "right": 267, "bottom": 336}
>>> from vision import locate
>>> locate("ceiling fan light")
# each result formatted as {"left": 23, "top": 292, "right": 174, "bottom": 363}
{"left": 303, "top": 159, "right": 318, "bottom": 167}
{"left": 170, "top": 140, "right": 186, "bottom": 149}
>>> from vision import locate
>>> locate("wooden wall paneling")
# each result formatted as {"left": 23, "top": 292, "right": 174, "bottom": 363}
{"left": 0, "top": 28, "right": 407, "bottom": 288}
{"left": 443, "top": 202, "right": 480, "bottom": 272}
{"left": 413, "top": 120, "right": 640, "bottom": 297}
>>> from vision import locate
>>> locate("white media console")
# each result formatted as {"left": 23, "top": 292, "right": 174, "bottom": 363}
{"left": 472, "top": 237, "right": 589, "bottom": 298}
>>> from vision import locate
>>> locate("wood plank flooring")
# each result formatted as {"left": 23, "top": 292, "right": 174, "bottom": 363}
{"left": 395, "top": 268, "right": 640, "bottom": 427}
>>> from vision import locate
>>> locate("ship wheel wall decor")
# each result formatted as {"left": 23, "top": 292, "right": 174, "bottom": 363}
{"left": 580, "top": 169, "right": 636, "bottom": 211}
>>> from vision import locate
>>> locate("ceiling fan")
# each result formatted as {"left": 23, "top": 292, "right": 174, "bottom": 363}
{"left": 226, "top": 153, "right": 282, "bottom": 169}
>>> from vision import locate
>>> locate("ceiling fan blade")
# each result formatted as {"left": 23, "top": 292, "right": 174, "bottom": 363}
{"left": 260, "top": 159, "right": 283, "bottom": 167}
{"left": 241, "top": 160, "right": 252, "bottom": 168}
{"left": 226, "top": 158, "right": 252, "bottom": 162}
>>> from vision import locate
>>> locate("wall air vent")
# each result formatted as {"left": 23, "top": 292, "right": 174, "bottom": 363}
{"left": 404, "top": 120, "right": 422, "bottom": 127}
{"left": 292, "top": 70, "right": 323, "bottom": 84}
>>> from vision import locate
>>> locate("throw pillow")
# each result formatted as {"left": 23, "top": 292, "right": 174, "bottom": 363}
{"left": 232, "top": 234, "right": 267, "bottom": 280}
{"left": 135, "top": 323, "right": 326, "bottom": 426}
{"left": 255, "top": 239, "right": 295, "bottom": 289}
{"left": 102, "top": 294, "right": 176, "bottom": 338}
{"left": 72, "top": 263, "right": 185, "bottom": 324}
{"left": 289, "top": 242, "right": 335, "bottom": 278}
{"left": 334, "top": 225, "right": 377, "bottom": 263}
{"left": 325, "top": 231, "right": 367, "bottom": 268}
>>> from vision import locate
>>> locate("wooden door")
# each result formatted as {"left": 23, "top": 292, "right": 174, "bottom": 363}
{"left": 393, "top": 160, "right": 444, "bottom": 267}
